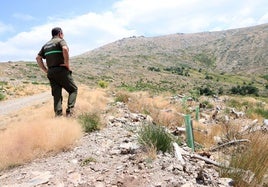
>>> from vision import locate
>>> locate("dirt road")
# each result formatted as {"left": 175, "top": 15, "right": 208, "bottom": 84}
{"left": 0, "top": 91, "right": 51, "bottom": 116}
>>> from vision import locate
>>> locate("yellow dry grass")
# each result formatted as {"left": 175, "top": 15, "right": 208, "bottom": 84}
{"left": 243, "top": 132, "right": 268, "bottom": 184}
{"left": 126, "top": 91, "right": 184, "bottom": 128}
{"left": 0, "top": 118, "right": 82, "bottom": 169}
{"left": 192, "top": 121, "right": 223, "bottom": 148}
{"left": 0, "top": 84, "right": 111, "bottom": 170}
{"left": 75, "top": 86, "right": 111, "bottom": 114}
{"left": 220, "top": 132, "right": 268, "bottom": 186}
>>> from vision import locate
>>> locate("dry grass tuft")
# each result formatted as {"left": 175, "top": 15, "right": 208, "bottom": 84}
{"left": 244, "top": 132, "right": 268, "bottom": 184}
{"left": 0, "top": 118, "right": 82, "bottom": 170}
{"left": 221, "top": 132, "right": 268, "bottom": 186}
{"left": 192, "top": 121, "right": 209, "bottom": 147}
{"left": 115, "top": 91, "right": 131, "bottom": 103}
{"left": 75, "top": 86, "right": 111, "bottom": 115}
{"left": 144, "top": 145, "right": 157, "bottom": 160}
{"left": 127, "top": 91, "right": 184, "bottom": 128}
{"left": 192, "top": 121, "right": 225, "bottom": 148}
{"left": 193, "top": 118, "right": 245, "bottom": 149}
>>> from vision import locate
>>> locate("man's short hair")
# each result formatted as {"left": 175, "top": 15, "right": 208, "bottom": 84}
{"left": 51, "top": 27, "right": 62, "bottom": 37}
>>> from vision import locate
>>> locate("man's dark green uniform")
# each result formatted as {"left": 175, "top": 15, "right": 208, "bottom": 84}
{"left": 38, "top": 35, "right": 78, "bottom": 116}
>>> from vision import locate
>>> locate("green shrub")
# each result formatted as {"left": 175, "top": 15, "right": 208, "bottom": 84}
{"left": 138, "top": 124, "right": 173, "bottom": 153}
{"left": 218, "top": 87, "right": 224, "bottom": 95}
{"left": 0, "top": 92, "right": 5, "bottom": 101}
{"left": 148, "top": 66, "right": 161, "bottom": 72}
{"left": 32, "top": 81, "right": 39, "bottom": 85}
{"left": 227, "top": 99, "right": 247, "bottom": 110}
{"left": 200, "top": 100, "right": 214, "bottom": 109}
{"left": 78, "top": 113, "right": 101, "bottom": 133}
{"left": 261, "top": 74, "right": 268, "bottom": 81}
{"left": 26, "top": 63, "right": 38, "bottom": 67}
{"left": 254, "top": 108, "right": 268, "bottom": 118}
{"left": 98, "top": 80, "right": 108, "bottom": 88}
{"left": 193, "top": 53, "right": 216, "bottom": 66}
{"left": 27, "top": 75, "right": 37, "bottom": 79}
{"left": 198, "top": 86, "right": 215, "bottom": 96}
{"left": 230, "top": 85, "right": 259, "bottom": 96}
{"left": 205, "top": 74, "right": 213, "bottom": 80}
{"left": 119, "top": 80, "right": 177, "bottom": 93}
{"left": 164, "top": 66, "right": 184, "bottom": 75}
{"left": 115, "top": 92, "right": 129, "bottom": 103}
{"left": 189, "top": 89, "right": 201, "bottom": 101}
{"left": 0, "top": 81, "right": 8, "bottom": 86}
{"left": 80, "top": 157, "right": 97, "bottom": 166}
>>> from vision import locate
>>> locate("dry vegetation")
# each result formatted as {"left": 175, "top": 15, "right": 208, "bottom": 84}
{"left": 0, "top": 85, "right": 111, "bottom": 170}
{"left": 0, "top": 118, "right": 82, "bottom": 169}
{"left": 117, "top": 91, "right": 185, "bottom": 128}
{"left": 115, "top": 90, "right": 268, "bottom": 186}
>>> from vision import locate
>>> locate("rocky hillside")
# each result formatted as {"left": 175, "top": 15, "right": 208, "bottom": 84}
{"left": 75, "top": 23, "right": 268, "bottom": 75}
{"left": 68, "top": 23, "right": 268, "bottom": 96}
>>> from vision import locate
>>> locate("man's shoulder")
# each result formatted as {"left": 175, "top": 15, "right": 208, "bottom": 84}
{"left": 55, "top": 38, "right": 67, "bottom": 46}
{"left": 52, "top": 37, "right": 63, "bottom": 42}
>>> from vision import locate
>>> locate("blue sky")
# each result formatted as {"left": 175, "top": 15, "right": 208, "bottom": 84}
{"left": 0, "top": 0, "right": 267, "bottom": 62}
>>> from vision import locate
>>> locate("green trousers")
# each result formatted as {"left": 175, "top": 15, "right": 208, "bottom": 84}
{"left": 47, "top": 67, "right": 78, "bottom": 116}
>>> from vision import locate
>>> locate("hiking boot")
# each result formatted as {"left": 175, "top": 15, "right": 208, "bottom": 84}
{"left": 55, "top": 110, "right": 63, "bottom": 117}
{"left": 66, "top": 108, "right": 74, "bottom": 117}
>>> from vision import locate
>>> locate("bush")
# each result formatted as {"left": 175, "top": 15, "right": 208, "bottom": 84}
{"left": 115, "top": 92, "right": 130, "bottom": 103}
{"left": 148, "top": 66, "right": 161, "bottom": 72}
{"left": 163, "top": 66, "right": 185, "bottom": 75}
{"left": 199, "top": 86, "right": 215, "bottom": 96}
{"left": 0, "top": 92, "right": 5, "bottom": 101}
{"left": 98, "top": 80, "right": 108, "bottom": 88}
{"left": 194, "top": 53, "right": 216, "bottom": 66}
{"left": 0, "top": 81, "right": 7, "bottom": 86}
{"left": 138, "top": 124, "right": 173, "bottom": 153}
{"left": 78, "top": 113, "right": 101, "bottom": 133}
{"left": 254, "top": 107, "right": 268, "bottom": 118}
{"left": 230, "top": 85, "right": 259, "bottom": 96}
{"left": 261, "top": 74, "right": 268, "bottom": 81}
{"left": 80, "top": 157, "right": 97, "bottom": 166}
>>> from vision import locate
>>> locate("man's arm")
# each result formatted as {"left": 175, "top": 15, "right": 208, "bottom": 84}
{"left": 61, "top": 46, "right": 70, "bottom": 70}
{"left": 36, "top": 55, "right": 48, "bottom": 73}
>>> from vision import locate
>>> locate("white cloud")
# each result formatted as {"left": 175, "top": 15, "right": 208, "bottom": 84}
{"left": 0, "top": 22, "right": 14, "bottom": 35}
{"left": 0, "top": 10, "right": 136, "bottom": 61}
{"left": 12, "top": 13, "right": 36, "bottom": 21}
{"left": 259, "top": 13, "right": 268, "bottom": 24}
{"left": 112, "top": 0, "right": 268, "bottom": 34}
{"left": 112, "top": 0, "right": 203, "bottom": 34}
{"left": 46, "top": 11, "right": 137, "bottom": 56}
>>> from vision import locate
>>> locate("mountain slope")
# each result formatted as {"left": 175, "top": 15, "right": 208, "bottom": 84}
{"left": 75, "top": 23, "right": 268, "bottom": 74}
{"left": 70, "top": 23, "right": 268, "bottom": 95}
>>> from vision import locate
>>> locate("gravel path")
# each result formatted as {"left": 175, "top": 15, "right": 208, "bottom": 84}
{"left": 0, "top": 91, "right": 51, "bottom": 115}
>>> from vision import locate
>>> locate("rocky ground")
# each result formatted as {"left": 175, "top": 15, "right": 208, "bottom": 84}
{"left": 0, "top": 101, "right": 234, "bottom": 187}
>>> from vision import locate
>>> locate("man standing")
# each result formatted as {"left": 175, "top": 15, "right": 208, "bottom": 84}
{"left": 36, "top": 27, "right": 78, "bottom": 117}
